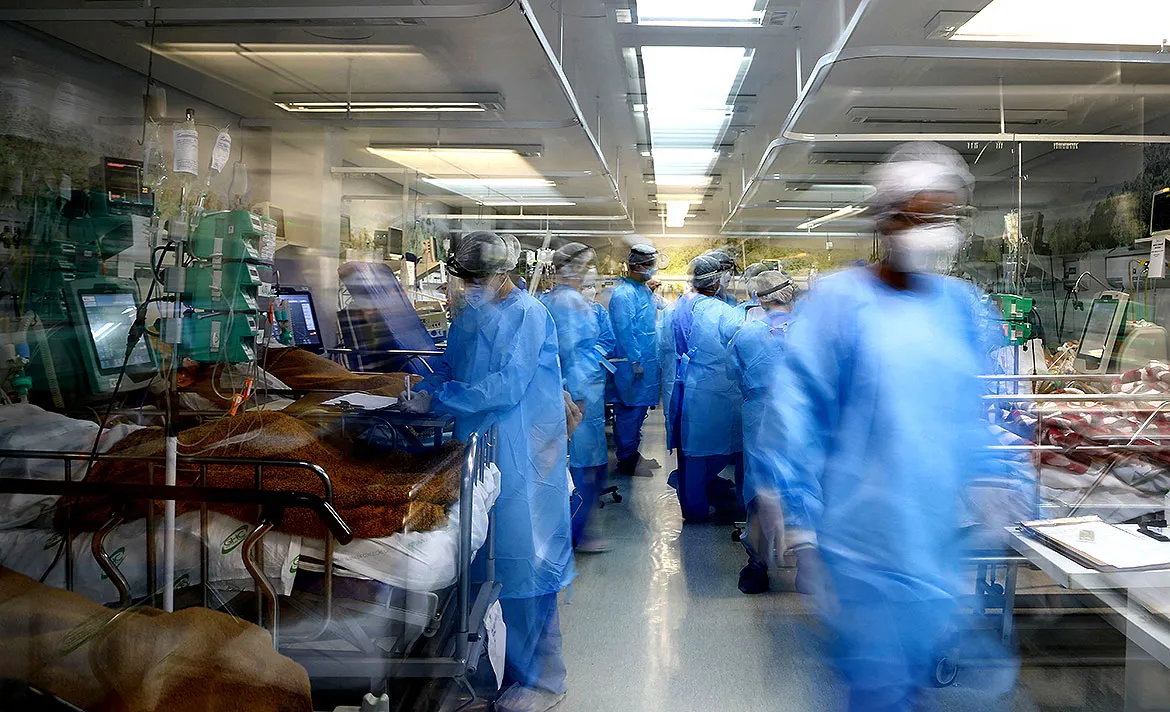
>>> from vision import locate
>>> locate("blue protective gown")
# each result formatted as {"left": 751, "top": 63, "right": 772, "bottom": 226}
{"left": 417, "top": 288, "right": 574, "bottom": 600}
{"left": 607, "top": 277, "right": 660, "bottom": 407}
{"left": 763, "top": 267, "right": 1013, "bottom": 708}
{"left": 657, "top": 301, "right": 679, "bottom": 448}
{"left": 540, "top": 286, "right": 609, "bottom": 469}
{"left": 728, "top": 309, "right": 793, "bottom": 508}
{"left": 678, "top": 295, "right": 745, "bottom": 457}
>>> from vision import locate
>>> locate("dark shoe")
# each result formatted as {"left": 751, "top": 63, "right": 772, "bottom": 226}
{"left": 616, "top": 455, "right": 637, "bottom": 477}
{"left": 738, "top": 560, "right": 770, "bottom": 594}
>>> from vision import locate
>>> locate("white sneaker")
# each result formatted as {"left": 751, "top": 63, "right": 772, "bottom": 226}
{"left": 494, "top": 684, "right": 567, "bottom": 712}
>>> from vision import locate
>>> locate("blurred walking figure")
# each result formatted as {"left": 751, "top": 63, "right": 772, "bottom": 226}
{"left": 766, "top": 143, "right": 1020, "bottom": 711}
{"left": 540, "top": 243, "right": 615, "bottom": 553}
{"left": 728, "top": 269, "right": 797, "bottom": 594}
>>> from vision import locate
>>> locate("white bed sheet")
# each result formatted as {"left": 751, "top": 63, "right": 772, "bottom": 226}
{"left": 297, "top": 463, "right": 501, "bottom": 592}
{"left": 0, "top": 511, "right": 301, "bottom": 604}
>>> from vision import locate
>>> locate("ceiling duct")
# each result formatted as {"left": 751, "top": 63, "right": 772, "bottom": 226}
{"left": 846, "top": 106, "right": 1068, "bottom": 127}
{"left": 763, "top": 7, "right": 799, "bottom": 27}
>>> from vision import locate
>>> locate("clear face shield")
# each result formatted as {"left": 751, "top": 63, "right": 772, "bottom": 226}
{"left": 446, "top": 272, "right": 507, "bottom": 313}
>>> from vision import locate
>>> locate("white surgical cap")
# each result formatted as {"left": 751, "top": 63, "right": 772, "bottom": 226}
{"left": 868, "top": 142, "right": 975, "bottom": 219}
{"left": 755, "top": 270, "right": 794, "bottom": 305}
{"left": 690, "top": 254, "right": 725, "bottom": 289}
{"left": 553, "top": 242, "right": 595, "bottom": 278}
{"left": 500, "top": 233, "right": 521, "bottom": 271}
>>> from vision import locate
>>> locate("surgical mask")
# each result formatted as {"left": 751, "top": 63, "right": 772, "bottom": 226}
{"left": 584, "top": 266, "right": 598, "bottom": 283}
{"left": 581, "top": 286, "right": 597, "bottom": 302}
{"left": 718, "top": 273, "right": 732, "bottom": 290}
{"left": 886, "top": 222, "right": 964, "bottom": 274}
{"left": 463, "top": 287, "right": 490, "bottom": 310}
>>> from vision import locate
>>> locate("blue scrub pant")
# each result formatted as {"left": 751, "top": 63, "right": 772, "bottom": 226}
{"left": 499, "top": 593, "right": 568, "bottom": 694}
{"left": 613, "top": 403, "right": 650, "bottom": 461}
{"left": 569, "top": 464, "right": 607, "bottom": 545}
{"left": 676, "top": 452, "right": 743, "bottom": 522}
{"left": 832, "top": 596, "right": 954, "bottom": 712}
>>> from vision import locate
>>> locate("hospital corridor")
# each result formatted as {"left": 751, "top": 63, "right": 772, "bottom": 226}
{"left": 3, "top": 0, "right": 1170, "bottom": 711}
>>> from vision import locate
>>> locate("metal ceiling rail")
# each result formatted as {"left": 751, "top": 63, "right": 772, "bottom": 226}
{"left": 0, "top": 0, "right": 516, "bottom": 23}
{"left": 514, "top": 0, "right": 632, "bottom": 226}
{"left": 239, "top": 118, "right": 580, "bottom": 130}
{"left": 723, "top": 0, "right": 1170, "bottom": 232}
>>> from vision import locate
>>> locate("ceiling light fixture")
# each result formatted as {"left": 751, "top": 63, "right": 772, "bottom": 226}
{"left": 635, "top": 0, "right": 770, "bottom": 27}
{"left": 665, "top": 201, "right": 691, "bottom": 228}
{"left": 641, "top": 45, "right": 753, "bottom": 228}
{"left": 150, "top": 42, "right": 422, "bottom": 58}
{"left": 274, "top": 92, "right": 504, "bottom": 114}
{"left": 949, "top": 0, "right": 1170, "bottom": 46}
{"left": 421, "top": 177, "right": 570, "bottom": 206}
{"left": 797, "top": 205, "right": 867, "bottom": 230}
{"left": 421, "top": 214, "right": 628, "bottom": 221}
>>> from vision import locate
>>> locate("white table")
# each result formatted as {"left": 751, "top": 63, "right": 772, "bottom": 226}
{"left": 1007, "top": 527, "right": 1170, "bottom": 711}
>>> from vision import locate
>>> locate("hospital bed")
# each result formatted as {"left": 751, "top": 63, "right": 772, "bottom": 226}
{"left": 0, "top": 415, "right": 501, "bottom": 706}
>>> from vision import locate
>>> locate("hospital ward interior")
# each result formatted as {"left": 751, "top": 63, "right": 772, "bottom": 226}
{"left": 6, "top": 0, "right": 1170, "bottom": 710}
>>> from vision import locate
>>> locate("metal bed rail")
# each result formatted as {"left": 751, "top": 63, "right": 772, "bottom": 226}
{"left": 0, "top": 449, "right": 346, "bottom": 645}
{"left": 0, "top": 471, "right": 353, "bottom": 649}
{"left": 282, "top": 423, "right": 501, "bottom": 683}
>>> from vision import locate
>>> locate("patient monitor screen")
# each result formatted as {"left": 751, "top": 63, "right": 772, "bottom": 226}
{"left": 80, "top": 292, "right": 151, "bottom": 371}
{"left": 277, "top": 292, "right": 322, "bottom": 349}
{"left": 1079, "top": 299, "right": 1121, "bottom": 362}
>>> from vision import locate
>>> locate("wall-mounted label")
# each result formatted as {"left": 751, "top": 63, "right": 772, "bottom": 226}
{"left": 1151, "top": 237, "right": 1166, "bottom": 279}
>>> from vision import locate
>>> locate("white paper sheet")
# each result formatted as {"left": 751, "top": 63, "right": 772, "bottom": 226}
{"left": 1025, "top": 516, "right": 1170, "bottom": 570}
{"left": 320, "top": 393, "right": 399, "bottom": 410}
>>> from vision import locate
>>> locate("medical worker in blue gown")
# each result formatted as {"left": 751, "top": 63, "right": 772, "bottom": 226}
{"left": 668, "top": 254, "right": 746, "bottom": 523}
{"left": 736, "top": 262, "right": 769, "bottom": 321}
{"left": 401, "top": 231, "right": 574, "bottom": 712}
{"left": 727, "top": 269, "right": 796, "bottom": 595}
{"left": 607, "top": 244, "right": 662, "bottom": 477}
{"left": 705, "top": 249, "right": 741, "bottom": 306}
{"left": 764, "top": 143, "right": 1022, "bottom": 712}
{"left": 540, "top": 242, "right": 614, "bottom": 553}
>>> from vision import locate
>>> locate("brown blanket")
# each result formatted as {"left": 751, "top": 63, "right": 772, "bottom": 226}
{"left": 0, "top": 566, "right": 312, "bottom": 712}
{"left": 185, "top": 348, "right": 420, "bottom": 414}
{"left": 60, "top": 411, "right": 464, "bottom": 540}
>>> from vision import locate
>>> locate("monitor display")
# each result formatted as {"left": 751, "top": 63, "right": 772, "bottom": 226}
{"left": 79, "top": 292, "right": 151, "bottom": 372}
{"left": 274, "top": 291, "right": 323, "bottom": 350}
{"left": 1079, "top": 299, "right": 1121, "bottom": 362}
{"left": 1153, "top": 189, "right": 1170, "bottom": 236}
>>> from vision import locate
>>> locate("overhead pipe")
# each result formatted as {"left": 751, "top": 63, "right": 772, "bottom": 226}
{"left": 0, "top": 0, "right": 515, "bottom": 23}
{"left": 722, "top": 0, "right": 1170, "bottom": 232}
{"left": 515, "top": 0, "right": 632, "bottom": 225}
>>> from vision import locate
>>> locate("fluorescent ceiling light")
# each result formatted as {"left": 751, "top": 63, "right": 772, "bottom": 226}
{"left": 274, "top": 92, "right": 503, "bottom": 114}
{"left": 797, "top": 205, "right": 866, "bottom": 231}
{"left": 636, "top": 0, "right": 768, "bottom": 27}
{"left": 641, "top": 46, "right": 752, "bottom": 228}
{"left": 652, "top": 175, "right": 712, "bottom": 187}
{"left": 421, "top": 214, "right": 627, "bottom": 221}
{"left": 665, "top": 201, "right": 691, "bottom": 228}
{"left": 367, "top": 146, "right": 543, "bottom": 179}
{"left": 150, "top": 42, "right": 421, "bottom": 57}
{"left": 950, "top": 0, "right": 1170, "bottom": 46}
{"left": 480, "top": 201, "right": 578, "bottom": 207}
{"left": 422, "top": 178, "right": 570, "bottom": 206}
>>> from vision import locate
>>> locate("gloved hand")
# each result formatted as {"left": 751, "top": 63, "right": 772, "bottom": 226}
{"left": 564, "top": 391, "right": 584, "bottom": 437}
{"left": 632, "top": 361, "right": 645, "bottom": 378}
{"left": 793, "top": 545, "right": 831, "bottom": 601}
{"left": 754, "top": 493, "right": 786, "bottom": 570}
{"left": 647, "top": 278, "right": 661, "bottom": 291}
{"left": 399, "top": 391, "right": 433, "bottom": 414}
